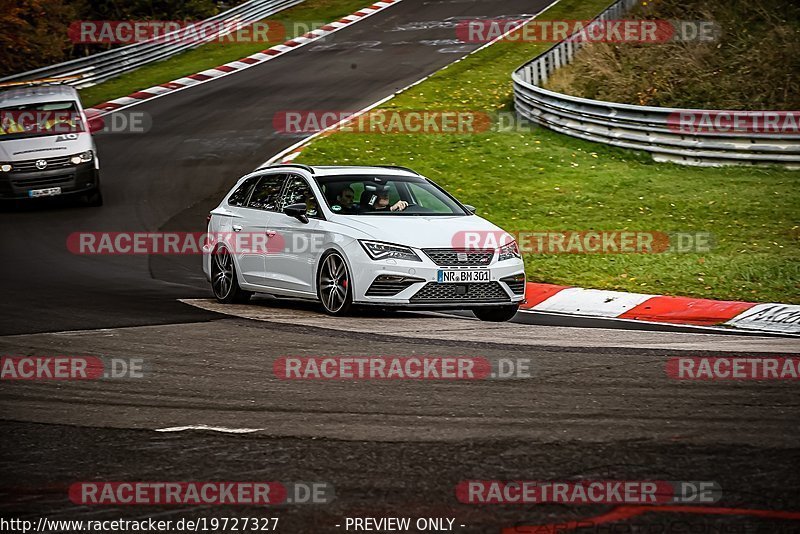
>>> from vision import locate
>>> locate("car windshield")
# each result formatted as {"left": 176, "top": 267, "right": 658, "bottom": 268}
{"left": 0, "top": 100, "right": 85, "bottom": 140}
{"left": 315, "top": 174, "right": 469, "bottom": 216}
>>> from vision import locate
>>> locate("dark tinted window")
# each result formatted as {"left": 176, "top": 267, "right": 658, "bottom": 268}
{"left": 227, "top": 177, "right": 258, "bottom": 207}
{"left": 248, "top": 174, "right": 286, "bottom": 211}
{"left": 280, "top": 175, "right": 321, "bottom": 219}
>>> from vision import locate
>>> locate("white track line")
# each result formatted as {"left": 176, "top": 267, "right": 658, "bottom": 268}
{"left": 155, "top": 425, "right": 267, "bottom": 434}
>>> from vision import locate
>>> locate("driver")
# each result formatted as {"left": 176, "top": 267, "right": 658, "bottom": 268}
{"left": 373, "top": 189, "right": 408, "bottom": 212}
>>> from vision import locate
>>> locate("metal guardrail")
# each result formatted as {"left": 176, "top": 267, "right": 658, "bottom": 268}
{"left": 512, "top": 0, "right": 800, "bottom": 167}
{"left": 0, "top": 0, "right": 304, "bottom": 89}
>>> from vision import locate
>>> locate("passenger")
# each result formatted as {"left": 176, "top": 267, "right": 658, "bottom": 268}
{"left": 372, "top": 189, "right": 408, "bottom": 212}
{"left": 336, "top": 186, "right": 359, "bottom": 213}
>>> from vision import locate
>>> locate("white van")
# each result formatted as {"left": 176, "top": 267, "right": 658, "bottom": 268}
{"left": 0, "top": 84, "right": 102, "bottom": 205}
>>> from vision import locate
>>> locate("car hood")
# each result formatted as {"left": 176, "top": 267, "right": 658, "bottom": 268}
{"left": 329, "top": 214, "right": 511, "bottom": 249}
{"left": 0, "top": 133, "right": 92, "bottom": 161}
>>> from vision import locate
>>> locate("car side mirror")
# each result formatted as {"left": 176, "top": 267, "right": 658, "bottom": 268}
{"left": 463, "top": 204, "right": 476, "bottom": 214}
{"left": 284, "top": 202, "right": 309, "bottom": 223}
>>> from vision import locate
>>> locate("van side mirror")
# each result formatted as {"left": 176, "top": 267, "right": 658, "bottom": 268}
{"left": 463, "top": 204, "right": 476, "bottom": 214}
{"left": 284, "top": 202, "right": 309, "bottom": 223}
{"left": 87, "top": 117, "right": 105, "bottom": 133}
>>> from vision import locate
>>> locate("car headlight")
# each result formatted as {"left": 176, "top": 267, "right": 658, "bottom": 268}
{"left": 71, "top": 151, "right": 93, "bottom": 165}
{"left": 359, "top": 240, "right": 422, "bottom": 262}
{"left": 498, "top": 241, "right": 521, "bottom": 261}
{"left": 0, "top": 164, "right": 11, "bottom": 172}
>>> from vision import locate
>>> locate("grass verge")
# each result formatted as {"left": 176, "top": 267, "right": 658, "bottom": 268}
{"left": 79, "top": 0, "right": 372, "bottom": 108}
{"left": 295, "top": 0, "right": 800, "bottom": 303}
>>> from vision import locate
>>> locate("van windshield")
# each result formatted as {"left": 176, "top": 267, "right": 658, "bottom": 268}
{"left": 0, "top": 101, "right": 85, "bottom": 140}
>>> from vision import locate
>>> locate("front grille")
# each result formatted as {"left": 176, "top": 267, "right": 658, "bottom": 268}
{"left": 12, "top": 155, "right": 73, "bottom": 172}
{"left": 11, "top": 174, "right": 74, "bottom": 189}
{"left": 423, "top": 248, "right": 494, "bottom": 266}
{"left": 501, "top": 274, "right": 526, "bottom": 295}
{"left": 366, "top": 275, "right": 423, "bottom": 297}
{"left": 411, "top": 281, "right": 510, "bottom": 303}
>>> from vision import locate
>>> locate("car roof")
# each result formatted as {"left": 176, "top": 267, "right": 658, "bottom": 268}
{"left": 0, "top": 85, "right": 81, "bottom": 108}
{"left": 257, "top": 164, "right": 419, "bottom": 177}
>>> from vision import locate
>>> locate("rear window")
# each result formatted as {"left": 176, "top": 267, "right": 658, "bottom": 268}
{"left": 227, "top": 177, "right": 258, "bottom": 207}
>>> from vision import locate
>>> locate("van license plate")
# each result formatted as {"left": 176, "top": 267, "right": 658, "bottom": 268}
{"left": 29, "top": 187, "right": 61, "bottom": 198}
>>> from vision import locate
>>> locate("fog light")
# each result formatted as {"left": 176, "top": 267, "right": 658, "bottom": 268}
{"left": 0, "top": 164, "right": 11, "bottom": 172}
{"left": 70, "top": 156, "right": 82, "bottom": 165}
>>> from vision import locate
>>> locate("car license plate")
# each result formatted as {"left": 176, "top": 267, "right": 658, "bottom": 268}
{"left": 437, "top": 269, "right": 490, "bottom": 283}
{"left": 28, "top": 187, "right": 61, "bottom": 198}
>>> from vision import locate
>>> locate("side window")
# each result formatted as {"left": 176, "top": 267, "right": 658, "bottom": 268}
{"left": 247, "top": 174, "right": 286, "bottom": 211}
{"left": 281, "top": 175, "right": 322, "bottom": 219}
{"left": 227, "top": 177, "right": 258, "bottom": 207}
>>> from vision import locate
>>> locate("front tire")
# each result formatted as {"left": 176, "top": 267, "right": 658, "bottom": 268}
{"left": 211, "top": 245, "right": 252, "bottom": 304}
{"left": 317, "top": 251, "right": 353, "bottom": 315}
{"left": 473, "top": 304, "right": 519, "bottom": 322}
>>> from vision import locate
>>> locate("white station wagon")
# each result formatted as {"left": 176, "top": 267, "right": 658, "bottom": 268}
{"left": 203, "top": 164, "right": 525, "bottom": 321}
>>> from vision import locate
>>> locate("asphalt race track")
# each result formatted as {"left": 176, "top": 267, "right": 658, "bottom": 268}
{"left": 1, "top": 0, "right": 799, "bottom": 532}
{"left": 0, "top": 0, "right": 552, "bottom": 336}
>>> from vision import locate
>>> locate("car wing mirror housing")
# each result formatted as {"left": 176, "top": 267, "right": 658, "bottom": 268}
{"left": 284, "top": 202, "right": 309, "bottom": 223}
{"left": 463, "top": 204, "right": 477, "bottom": 214}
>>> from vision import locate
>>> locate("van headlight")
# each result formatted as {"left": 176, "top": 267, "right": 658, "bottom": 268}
{"left": 0, "top": 164, "right": 11, "bottom": 172}
{"left": 70, "top": 151, "right": 93, "bottom": 165}
{"left": 498, "top": 241, "right": 521, "bottom": 261}
{"left": 359, "top": 240, "right": 421, "bottom": 262}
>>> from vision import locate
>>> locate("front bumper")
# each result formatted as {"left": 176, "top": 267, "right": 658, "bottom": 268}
{"left": 349, "top": 244, "right": 526, "bottom": 308}
{"left": 0, "top": 162, "right": 99, "bottom": 199}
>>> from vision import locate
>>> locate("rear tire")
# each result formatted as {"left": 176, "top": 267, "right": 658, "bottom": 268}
{"left": 473, "top": 304, "right": 519, "bottom": 322}
{"left": 211, "top": 245, "right": 252, "bottom": 304}
{"left": 317, "top": 251, "right": 353, "bottom": 316}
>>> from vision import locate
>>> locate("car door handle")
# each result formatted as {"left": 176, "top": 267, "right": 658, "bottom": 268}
{"left": 232, "top": 225, "right": 243, "bottom": 232}
{"left": 266, "top": 230, "right": 277, "bottom": 237}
